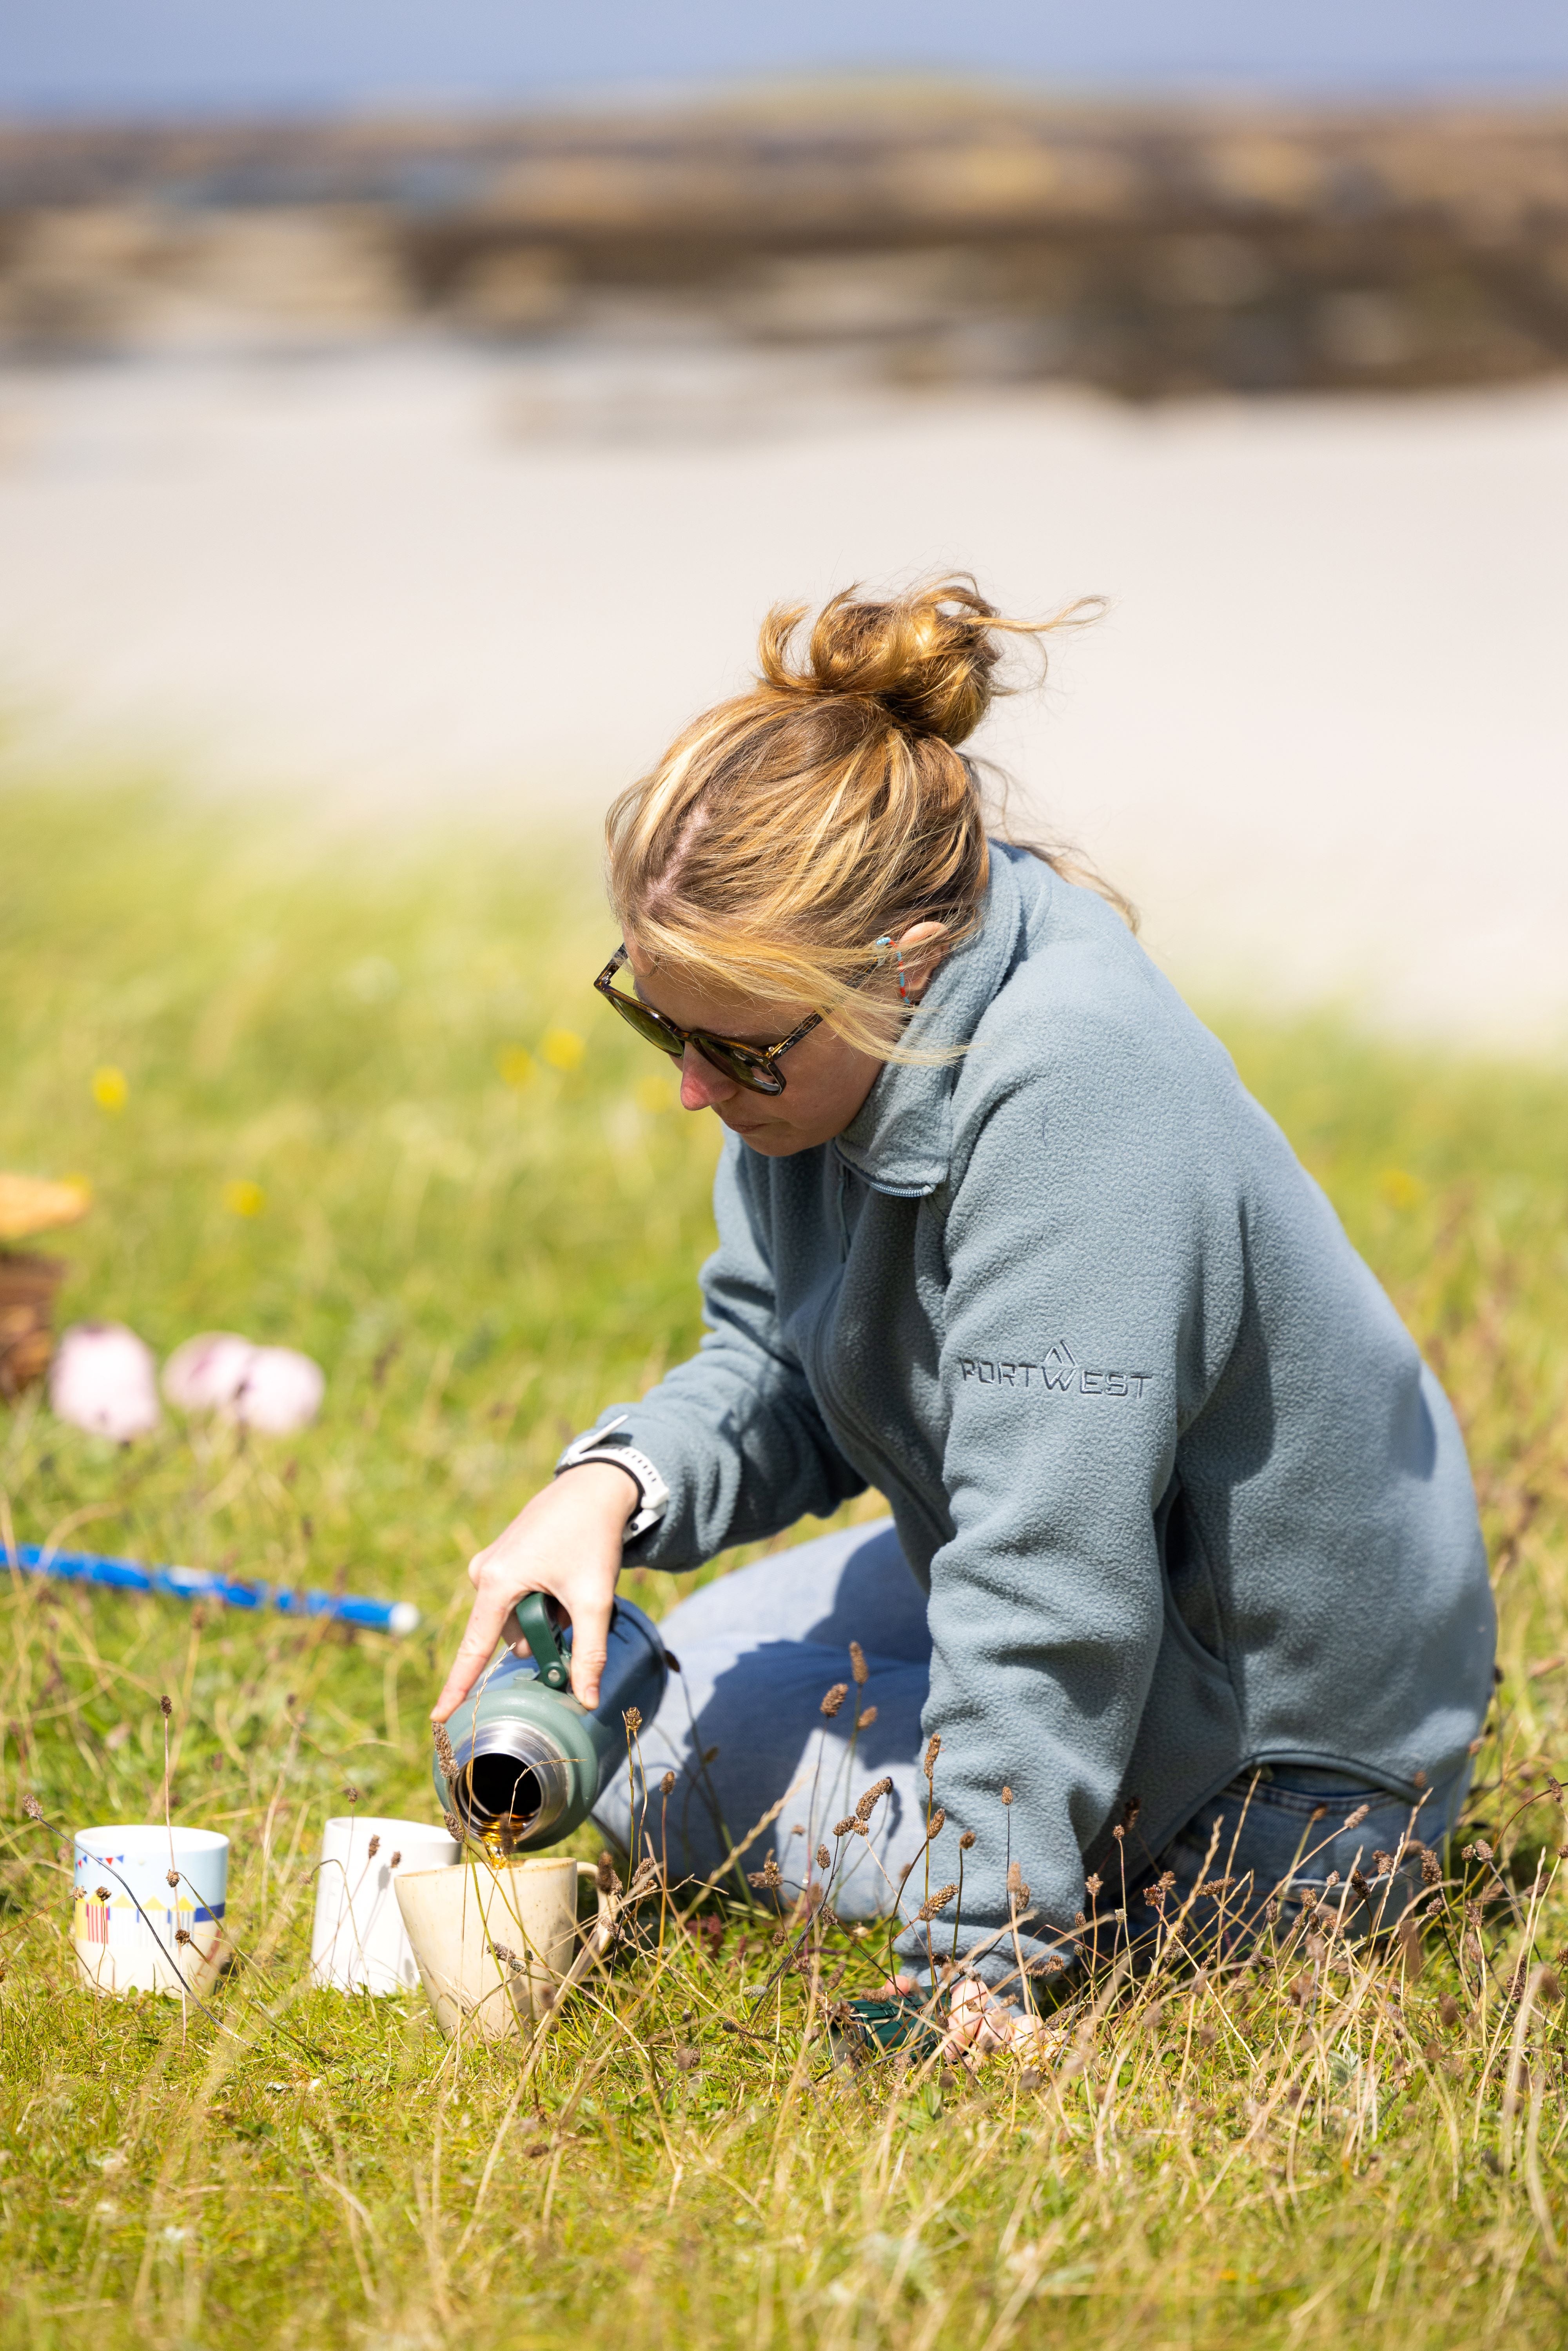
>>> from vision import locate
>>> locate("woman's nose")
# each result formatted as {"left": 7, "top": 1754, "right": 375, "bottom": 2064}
{"left": 680, "top": 1047, "right": 738, "bottom": 1112}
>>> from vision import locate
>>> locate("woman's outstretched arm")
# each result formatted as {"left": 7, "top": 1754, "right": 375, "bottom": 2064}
{"left": 435, "top": 1134, "right": 863, "bottom": 1717}
{"left": 563, "top": 1133, "right": 867, "bottom": 1571}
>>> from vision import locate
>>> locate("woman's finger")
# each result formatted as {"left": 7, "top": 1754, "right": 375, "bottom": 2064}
{"left": 940, "top": 1975, "right": 1016, "bottom": 2064}
{"left": 431, "top": 1584, "right": 524, "bottom": 1722}
{"left": 565, "top": 1582, "right": 613, "bottom": 1708}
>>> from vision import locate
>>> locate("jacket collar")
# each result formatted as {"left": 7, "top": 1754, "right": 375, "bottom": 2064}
{"left": 833, "top": 843, "right": 1033, "bottom": 1198}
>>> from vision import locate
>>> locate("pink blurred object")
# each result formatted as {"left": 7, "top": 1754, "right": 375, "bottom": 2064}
{"left": 232, "top": 1345, "right": 325, "bottom": 1435}
{"left": 162, "top": 1332, "right": 325, "bottom": 1435}
{"left": 161, "top": 1330, "right": 255, "bottom": 1413}
{"left": 48, "top": 1322, "right": 162, "bottom": 1441}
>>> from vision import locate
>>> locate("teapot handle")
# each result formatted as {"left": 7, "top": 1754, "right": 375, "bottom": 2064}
{"left": 515, "top": 1592, "right": 572, "bottom": 1692}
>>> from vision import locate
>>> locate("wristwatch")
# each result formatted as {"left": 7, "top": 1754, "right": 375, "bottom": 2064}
{"left": 554, "top": 1416, "right": 669, "bottom": 1541}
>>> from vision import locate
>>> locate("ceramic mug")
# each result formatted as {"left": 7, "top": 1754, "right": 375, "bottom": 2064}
{"left": 394, "top": 1853, "right": 611, "bottom": 2042}
{"left": 73, "top": 1824, "right": 228, "bottom": 1996}
{"left": 309, "top": 1815, "right": 459, "bottom": 1994}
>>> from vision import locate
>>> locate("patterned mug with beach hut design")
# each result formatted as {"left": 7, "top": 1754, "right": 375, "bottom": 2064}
{"left": 73, "top": 1824, "right": 229, "bottom": 1996}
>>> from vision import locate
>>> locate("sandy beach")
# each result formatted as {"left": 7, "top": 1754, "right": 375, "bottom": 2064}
{"left": 1, "top": 347, "right": 1563, "bottom": 1047}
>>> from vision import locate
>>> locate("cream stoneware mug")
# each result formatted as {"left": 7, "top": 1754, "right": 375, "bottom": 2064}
{"left": 394, "top": 1853, "right": 611, "bottom": 2042}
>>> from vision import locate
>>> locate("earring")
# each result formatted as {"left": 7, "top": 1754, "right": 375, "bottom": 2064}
{"left": 874, "top": 934, "right": 910, "bottom": 1003}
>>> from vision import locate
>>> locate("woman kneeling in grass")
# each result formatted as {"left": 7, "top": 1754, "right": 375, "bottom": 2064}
{"left": 434, "top": 578, "right": 1494, "bottom": 2050}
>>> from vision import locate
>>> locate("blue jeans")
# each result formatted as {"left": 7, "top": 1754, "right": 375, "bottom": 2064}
{"left": 603, "top": 1522, "right": 935, "bottom": 1921}
{"left": 1091, "top": 1760, "right": 1465, "bottom": 1977}
{"left": 600, "top": 1520, "right": 1467, "bottom": 1966}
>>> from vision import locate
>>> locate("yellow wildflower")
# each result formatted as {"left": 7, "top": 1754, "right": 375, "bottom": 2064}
{"left": 541, "top": 1028, "right": 585, "bottom": 1072}
{"left": 1377, "top": 1167, "right": 1425, "bottom": 1212}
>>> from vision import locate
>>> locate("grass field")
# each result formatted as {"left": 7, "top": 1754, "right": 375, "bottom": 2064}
{"left": 3, "top": 778, "right": 1568, "bottom": 2350}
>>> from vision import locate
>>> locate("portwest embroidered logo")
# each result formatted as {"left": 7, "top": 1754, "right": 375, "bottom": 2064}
{"left": 957, "top": 1341, "right": 1152, "bottom": 1399}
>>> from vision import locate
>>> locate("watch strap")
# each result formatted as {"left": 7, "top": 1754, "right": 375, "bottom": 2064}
{"left": 555, "top": 1418, "right": 669, "bottom": 1541}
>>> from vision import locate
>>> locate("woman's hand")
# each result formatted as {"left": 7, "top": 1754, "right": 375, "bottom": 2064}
{"left": 880, "top": 1971, "right": 1044, "bottom": 2067}
{"left": 941, "top": 1975, "right": 1029, "bottom": 2063}
{"left": 430, "top": 1462, "right": 639, "bottom": 1722}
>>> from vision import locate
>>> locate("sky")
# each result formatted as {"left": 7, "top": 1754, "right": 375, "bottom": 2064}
{"left": 3, "top": 0, "right": 1568, "bottom": 115}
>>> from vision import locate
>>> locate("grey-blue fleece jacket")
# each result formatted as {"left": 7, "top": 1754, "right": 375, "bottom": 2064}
{"left": 586, "top": 842, "right": 1494, "bottom": 1981}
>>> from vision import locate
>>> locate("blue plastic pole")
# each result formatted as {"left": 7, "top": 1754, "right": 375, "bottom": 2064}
{"left": 6, "top": 1544, "right": 420, "bottom": 1635}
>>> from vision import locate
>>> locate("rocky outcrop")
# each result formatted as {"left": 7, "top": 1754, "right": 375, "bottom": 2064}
{"left": 2, "top": 90, "right": 1566, "bottom": 395}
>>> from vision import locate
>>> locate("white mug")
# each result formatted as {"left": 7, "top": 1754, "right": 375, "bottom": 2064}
{"left": 73, "top": 1824, "right": 228, "bottom": 1996}
{"left": 395, "top": 1853, "right": 611, "bottom": 2042}
{"left": 309, "top": 1816, "right": 459, "bottom": 1994}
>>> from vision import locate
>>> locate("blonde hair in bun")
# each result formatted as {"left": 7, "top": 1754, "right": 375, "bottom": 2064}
{"left": 605, "top": 575, "right": 1129, "bottom": 1057}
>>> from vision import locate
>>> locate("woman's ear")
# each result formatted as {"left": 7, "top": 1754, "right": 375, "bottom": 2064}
{"left": 893, "top": 920, "right": 950, "bottom": 1005}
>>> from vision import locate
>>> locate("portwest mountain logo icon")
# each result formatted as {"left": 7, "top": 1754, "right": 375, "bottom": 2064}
{"left": 956, "top": 1341, "right": 1153, "bottom": 1400}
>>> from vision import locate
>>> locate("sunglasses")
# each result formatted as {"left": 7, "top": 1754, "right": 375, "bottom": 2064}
{"left": 593, "top": 943, "right": 886, "bottom": 1097}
